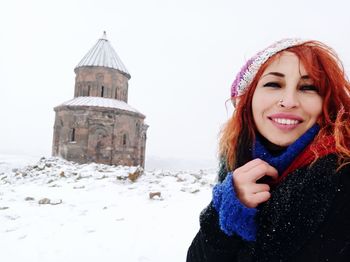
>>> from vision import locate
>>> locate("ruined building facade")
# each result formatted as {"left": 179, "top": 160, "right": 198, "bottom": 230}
{"left": 52, "top": 32, "right": 148, "bottom": 167}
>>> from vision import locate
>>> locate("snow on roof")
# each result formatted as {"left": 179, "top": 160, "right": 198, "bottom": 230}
{"left": 59, "top": 96, "right": 141, "bottom": 114}
{"left": 75, "top": 31, "right": 130, "bottom": 78}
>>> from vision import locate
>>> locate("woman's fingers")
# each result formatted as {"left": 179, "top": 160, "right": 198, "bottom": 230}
{"left": 250, "top": 183, "right": 270, "bottom": 194}
{"left": 236, "top": 158, "right": 265, "bottom": 173}
{"left": 234, "top": 159, "right": 278, "bottom": 183}
{"left": 249, "top": 191, "right": 271, "bottom": 208}
{"left": 245, "top": 163, "right": 278, "bottom": 182}
{"left": 233, "top": 159, "right": 277, "bottom": 208}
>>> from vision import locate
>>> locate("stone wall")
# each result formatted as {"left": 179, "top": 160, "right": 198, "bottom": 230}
{"left": 52, "top": 106, "right": 147, "bottom": 167}
{"left": 74, "top": 67, "right": 129, "bottom": 102}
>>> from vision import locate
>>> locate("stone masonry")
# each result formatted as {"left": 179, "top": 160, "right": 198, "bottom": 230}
{"left": 52, "top": 32, "right": 148, "bottom": 167}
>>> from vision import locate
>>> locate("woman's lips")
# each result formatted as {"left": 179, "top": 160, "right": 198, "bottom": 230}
{"left": 268, "top": 113, "right": 303, "bottom": 131}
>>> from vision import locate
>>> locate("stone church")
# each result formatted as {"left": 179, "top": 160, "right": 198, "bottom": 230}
{"left": 52, "top": 32, "right": 148, "bottom": 167}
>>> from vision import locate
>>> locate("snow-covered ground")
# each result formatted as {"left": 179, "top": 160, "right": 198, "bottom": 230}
{"left": 0, "top": 155, "right": 216, "bottom": 262}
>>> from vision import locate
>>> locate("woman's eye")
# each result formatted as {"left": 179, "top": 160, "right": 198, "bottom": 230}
{"left": 300, "top": 85, "right": 319, "bottom": 92}
{"left": 263, "top": 82, "right": 281, "bottom": 88}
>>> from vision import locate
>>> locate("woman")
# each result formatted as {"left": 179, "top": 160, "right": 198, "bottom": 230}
{"left": 187, "top": 39, "right": 350, "bottom": 261}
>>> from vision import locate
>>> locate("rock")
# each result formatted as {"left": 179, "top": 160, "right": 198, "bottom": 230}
{"left": 96, "top": 174, "right": 107, "bottom": 180}
{"left": 49, "top": 184, "right": 60, "bottom": 187}
{"left": 37, "top": 164, "right": 45, "bottom": 170}
{"left": 149, "top": 191, "right": 161, "bottom": 199}
{"left": 73, "top": 185, "right": 85, "bottom": 189}
{"left": 0, "top": 206, "right": 9, "bottom": 210}
{"left": 59, "top": 171, "right": 66, "bottom": 178}
{"left": 176, "top": 177, "right": 185, "bottom": 182}
{"left": 25, "top": 197, "right": 35, "bottom": 201}
{"left": 116, "top": 175, "right": 127, "bottom": 180}
{"left": 38, "top": 198, "right": 51, "bottom": 205}
{"left": 50, "top": 199, "right": 63, "bottom": 205}
{"left": 128, "top": 167, "right": 143, "bottom": 182}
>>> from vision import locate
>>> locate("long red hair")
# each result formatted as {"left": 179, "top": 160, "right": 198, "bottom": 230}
{"left": 220, "top": 41, "right": 350, "bottom": 171}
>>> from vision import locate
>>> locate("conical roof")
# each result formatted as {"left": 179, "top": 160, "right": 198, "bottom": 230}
{"left": 75, "top": 32, "right": 130, "bottom": 78}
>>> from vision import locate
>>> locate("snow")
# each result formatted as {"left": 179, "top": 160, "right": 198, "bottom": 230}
{"left": 58, "top": 96, "right": 141, "bottom": 114}
{"left": 0, "top": 155, "right": 216, "bottom": 262}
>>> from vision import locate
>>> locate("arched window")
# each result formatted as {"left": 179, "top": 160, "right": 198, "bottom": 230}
{"left": 71, "top": 128, "right": 76, "bottom": 142}
{"left": 101, "top": 86, "right": 104, "bottom": 97}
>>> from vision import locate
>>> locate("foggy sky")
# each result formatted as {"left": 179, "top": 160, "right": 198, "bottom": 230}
{"left": 1, "top": 0, "right": 350, "bottom": 166}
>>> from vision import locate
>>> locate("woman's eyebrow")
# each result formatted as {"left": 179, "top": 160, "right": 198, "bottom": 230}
{"left": 261, "top": 72, "right": 285, "bottom": 79}
{"left": 301, "top": 75, "right": 310, "bottom": 80}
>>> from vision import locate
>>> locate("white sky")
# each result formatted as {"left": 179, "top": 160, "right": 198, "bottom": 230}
{"left": 1, "top": 0, "right": 350, "bottom": 164}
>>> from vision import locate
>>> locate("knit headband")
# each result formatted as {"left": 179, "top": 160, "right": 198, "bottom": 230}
{"left": 231, "top": 38, "right": 307, "bottom": 98}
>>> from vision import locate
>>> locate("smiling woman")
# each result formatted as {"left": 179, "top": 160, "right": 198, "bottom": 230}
{"left": 187, "top": 39, "right": 350, "bottom": 261}
{"left": 252, "top": 52, "right": 323, "bottom": 147}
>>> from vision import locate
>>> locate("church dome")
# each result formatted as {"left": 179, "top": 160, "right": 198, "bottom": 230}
{"left": 75, "top": 31, "right": 130, "bottom": 78}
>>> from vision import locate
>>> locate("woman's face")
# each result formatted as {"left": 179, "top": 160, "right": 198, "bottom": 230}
{"left": 252, "top": 52, "right": 323, "bottom": 147}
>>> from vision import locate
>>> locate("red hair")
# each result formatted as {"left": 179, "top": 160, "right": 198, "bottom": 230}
{"left": 220, "top": 41, "right": 350, "bottom": 171}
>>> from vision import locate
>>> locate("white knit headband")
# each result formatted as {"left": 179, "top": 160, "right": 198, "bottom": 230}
{"left": 231, "top": 38, "right": 307, "bottom": 97}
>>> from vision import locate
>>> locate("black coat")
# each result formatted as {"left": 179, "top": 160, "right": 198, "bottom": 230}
{"left": 187, "top": 154, "right": 350, "bottom": 262}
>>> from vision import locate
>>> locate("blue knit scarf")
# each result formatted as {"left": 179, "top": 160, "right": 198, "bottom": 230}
{"left": 212, "top": 124, "right": 320, "bottom": 241}
{"left": 253, "top": 124, "right": 320, "bottom": 175}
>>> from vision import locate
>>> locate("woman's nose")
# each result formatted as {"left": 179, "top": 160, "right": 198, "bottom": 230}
{"left": 279, "top": 90, "right": 299, "bottom": 108}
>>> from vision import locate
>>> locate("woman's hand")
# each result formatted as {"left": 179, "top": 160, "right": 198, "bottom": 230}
{"left": 233, "top": 158, "right": 278, "bottom": 208}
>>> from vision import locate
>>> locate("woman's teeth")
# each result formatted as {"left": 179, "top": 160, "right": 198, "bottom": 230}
{"left": 272, "top": 118, "right": 299, "bottom": 125}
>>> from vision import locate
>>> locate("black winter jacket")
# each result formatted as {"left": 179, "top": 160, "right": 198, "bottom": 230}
{"left": 187, "top": 154, "right": 350, "bottom": 262}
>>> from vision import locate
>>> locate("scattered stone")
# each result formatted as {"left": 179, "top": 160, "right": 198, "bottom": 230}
{"left": 0, "top": 206, "right": 9, "bottom": 210}
{"left": 49, "top": 184, "right": 60, "bottom": 187}
{"left": 37, "top": 164, "right": 45, "bottom": 171}
{"left": 47, "top": 179, "right": 54, "bottom": 184}
{"left": 73, "top": 185, "right": 85, "bottom": 189}
{"left": 190, "top": 189, "right": 200, "bottom": 194}
{"left": 176, "top": 177, "right": 185, "bottom": 182}
{"left": 38, "top": 198, "right": 51, "bottom": 205}
{"left": 116, "top": 175, "right": 127, "bottom": 180}
{"left": 149, "top": 191, "right": 161, "bottom": 199}
{"left": 50, "top": 199, "right": 63, "bottom": 205}
{"left": 96, "top": 174, "right": 107, "bottom": 180}
{"left": 128, "top": 167, "right": 143, "bottom": 182}
{"left": 25, "top": 197, "right": 35, "bottom": 201}
{"left": 191, "top": 173, "right": 202, "bottom": 180}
